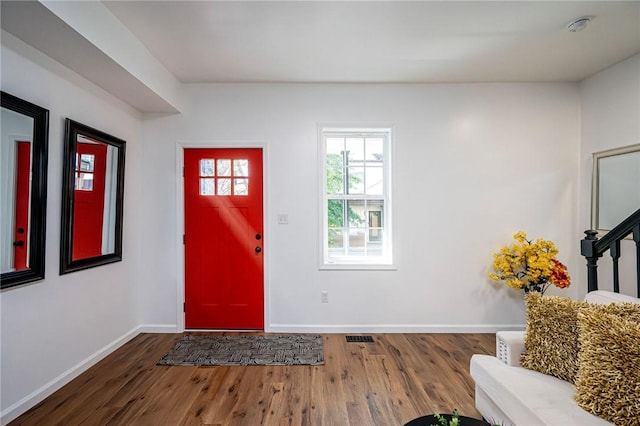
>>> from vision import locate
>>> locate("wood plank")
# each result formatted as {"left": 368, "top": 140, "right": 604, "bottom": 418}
{"left": 9, "top": 333, "right": 495, "bottom": 425}
{"left": 310, "top": 335, "right": 351, "bottom": 424}
{"left": 179, "top": 367, "right": 231, "bottom": 426}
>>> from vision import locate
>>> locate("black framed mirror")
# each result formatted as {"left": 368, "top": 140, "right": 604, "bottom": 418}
{"left": 1, "top": 92, "right": 49, "bottom": 289}
{"left": 60, "top": 119, "right": 125, "bottom": 274}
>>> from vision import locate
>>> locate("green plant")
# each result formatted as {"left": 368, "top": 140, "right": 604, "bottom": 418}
{"left": 431, "top": 409, "right": 461, "bottom": 426}
{"left": 430, "top": 409, "right": 502, "bottom": 426}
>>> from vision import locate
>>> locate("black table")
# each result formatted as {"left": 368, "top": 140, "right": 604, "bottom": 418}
{"left": 404, "top": 413, "right": 491, "bottom": 426}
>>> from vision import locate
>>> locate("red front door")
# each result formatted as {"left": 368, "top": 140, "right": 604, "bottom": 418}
{"left": 184, "top": 148, "right": 264, "bottom": 329}
{"left": 13, "top": 141, "right": 31, "bottom": 270}
{"left": 73, "top": 142, "right": 107, "bottom": 260}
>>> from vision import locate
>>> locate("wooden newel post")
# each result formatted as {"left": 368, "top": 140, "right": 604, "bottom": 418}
{"left": 581, "top": 230, "right": 601, "bottom": 293}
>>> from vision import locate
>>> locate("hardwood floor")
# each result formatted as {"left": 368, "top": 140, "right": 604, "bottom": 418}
{"left": 10, "top": 333, "right": 495, "bottom": 425}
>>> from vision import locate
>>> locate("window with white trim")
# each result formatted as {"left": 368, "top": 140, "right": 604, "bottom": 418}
{"left": 320, "top": 128, "right": 393, "bottom": 267}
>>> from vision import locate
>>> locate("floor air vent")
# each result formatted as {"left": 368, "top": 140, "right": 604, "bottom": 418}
{"left": 346, "top": 335, "right": 374, "bottom": 343}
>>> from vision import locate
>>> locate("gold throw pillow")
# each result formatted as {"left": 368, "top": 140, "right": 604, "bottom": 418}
{"left": 574, "top": 308, "right": 640, "bottom": 425}
{"left": 521, "top": 292, "right": 585, "bottom": 382}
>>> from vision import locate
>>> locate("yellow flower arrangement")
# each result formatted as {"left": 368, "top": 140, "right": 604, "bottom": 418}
{"left": 489, "top": 231, "right": 571, "bottom": 294}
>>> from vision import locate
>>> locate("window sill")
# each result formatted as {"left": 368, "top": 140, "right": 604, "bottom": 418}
{"left": 319, "top": 263, "right": 397, "bottom": 271}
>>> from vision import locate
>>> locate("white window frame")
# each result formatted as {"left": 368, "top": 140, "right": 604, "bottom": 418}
{"left": 319, "top": 126, "right": 394, "bottom": 270}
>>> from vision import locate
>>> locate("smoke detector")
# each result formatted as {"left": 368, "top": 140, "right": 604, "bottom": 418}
{"left": 567, "top": 17, "right": 592, "bottom": 32}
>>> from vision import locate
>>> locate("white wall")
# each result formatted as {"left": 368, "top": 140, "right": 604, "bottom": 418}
{"left": 579, "top": 54, "right": 640, "bottom": 298}
{"left": 140, "top": 82, "right": 581, "bottom": 333}
{"left": 0, "top": 33, "right": 144, "bottom": 422}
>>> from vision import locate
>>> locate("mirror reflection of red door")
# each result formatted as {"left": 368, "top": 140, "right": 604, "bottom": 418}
{"left": 73, "top": 142, "right": 107, "bottom": 260}
{"left": 13, "top": 141, "right": 31, "bottom": 270}
{"left": 184, "top": 148, "right": 264, "bottom": 329}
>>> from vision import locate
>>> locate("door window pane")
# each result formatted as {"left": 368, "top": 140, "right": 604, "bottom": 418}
{"left": 217, "top": 159, "right": 231, "bottom": 176}
{"left": 200, "top": 159, "right": 214, "bottom": 176}
{"left": 79, "top": 154, "right": 95, "bottom": 172}
{"left": 217, "top": 178, "right": 231, "bottom": 196}
{"left": 233, "top": 159, "right": 248, "bottom": 177}
{"left": 76, "top": 172, "right": 94, "bottom": 191}
{"left": 234, "top": 178, "right": 248, "bottom": 195}
{"left": 200, "top": 178, "right": 215, "bottom": 195}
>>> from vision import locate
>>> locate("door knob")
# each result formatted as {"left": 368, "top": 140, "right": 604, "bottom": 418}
{"left": 13, "top": 240, "right": 24, "bottom": 247}
{"left": 255, "top": 247, "right": 262, "bottom": 253}
{"left": 256, "top": 234, "right": 262, "bottom": 240}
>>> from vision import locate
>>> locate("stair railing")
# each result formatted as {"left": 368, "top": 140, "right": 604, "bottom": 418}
{"left": 581, "top": 208, "right": 640, "bottom": 297}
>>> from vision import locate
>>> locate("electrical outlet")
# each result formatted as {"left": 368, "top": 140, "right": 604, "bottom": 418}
{"left": 321, "top": 291, "right": 329, "bottom": 303}
{"left": 277, "top": 214, "right": 288, "bottom": 225}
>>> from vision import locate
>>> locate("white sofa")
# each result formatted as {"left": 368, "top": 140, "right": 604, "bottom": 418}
{"left": 470, "top": 290, "right": 640, "bottom": 426}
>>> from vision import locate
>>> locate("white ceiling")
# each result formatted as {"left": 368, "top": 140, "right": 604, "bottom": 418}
{"left": 103, "top": 0, "right": 640, "bottom": 84}
{"left": 2, "top": 1, "right": 639, "bottom": 112}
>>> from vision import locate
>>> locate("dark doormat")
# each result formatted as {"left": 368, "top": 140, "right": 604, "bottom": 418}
{"left": 157, "top": 334, "right": 324, "bottom": 366}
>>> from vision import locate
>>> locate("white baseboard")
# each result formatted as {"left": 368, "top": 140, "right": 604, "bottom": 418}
{"left": 0, "top": 327, "right": 140, "bottom": 426}
{"left": 138, "top": 324, "right": 181, "bottom": 333}
{"left": 267, "top": 324, "right": 526, "bottom": 333}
